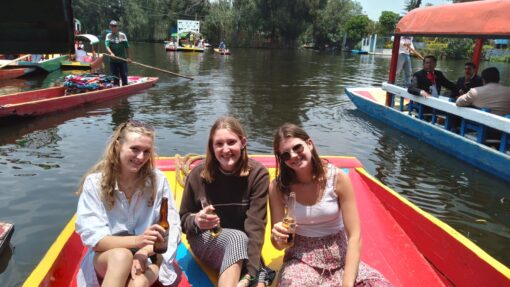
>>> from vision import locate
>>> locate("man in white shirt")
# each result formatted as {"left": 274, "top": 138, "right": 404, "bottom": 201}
{"left": 396, "top": 36, "right": 416, "bottom": 87}
{"left": 456, "top": 67, "right": 510, "bottom": 117}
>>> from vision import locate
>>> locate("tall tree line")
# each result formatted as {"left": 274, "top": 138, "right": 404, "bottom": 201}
{"left": 73, "top": 0, "right": 373, "bottom": 49}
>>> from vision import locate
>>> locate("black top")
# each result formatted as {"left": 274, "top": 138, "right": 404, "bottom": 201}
{"left": 180, "top": 159, "right": 269, "bottom": 277}
{"left": 456, "top": 75, "right": 483, "bottom": 96}
{"left": 408, "top": 69, "right": 458, "bottom": 98}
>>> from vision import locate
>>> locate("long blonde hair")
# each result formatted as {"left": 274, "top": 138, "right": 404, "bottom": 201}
{"left": 272, "top": 123, "right": 327, "bottom": 194}
{"left": 201, "top": 116, "right": 250, "bottom": 183}
{"left": 76, "top": 120, "right": 157, "bottom": 209}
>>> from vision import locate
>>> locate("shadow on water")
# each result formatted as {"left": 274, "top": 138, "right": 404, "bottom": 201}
{"left": 0, "top": 245, "right": 14, "bottom": 275}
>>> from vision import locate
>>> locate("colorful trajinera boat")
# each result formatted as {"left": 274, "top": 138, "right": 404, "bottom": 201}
{"left": 165, "top": 43, "right": 205, "bottom": 53}
{"left": 13, "top": 54, "right": 68, "bottom": 73}
{"left": 345, "top": 0, "right": 510, "bottom": 183}
{"left": 0, "top": 67, "right": 35, "bottom": 80}
{"left": 0, "top": 76, "right": 158, "bottom": 118}
{"left": 60, "top": 34, "right": 104, "bottom": 71}
{"left": 213, "top": 48, "right": 231, "bottom": 55}
{"left": 23, "top": 156, "right": 510, "bottom": 287}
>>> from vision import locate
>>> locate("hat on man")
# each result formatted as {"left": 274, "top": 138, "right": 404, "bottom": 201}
{"left": 109, "top": 20, "right": 118, "bottom": 26}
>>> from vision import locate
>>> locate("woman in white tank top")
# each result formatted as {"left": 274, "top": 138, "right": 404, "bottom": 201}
{"left": 269, "top": 123, "right": 392, "bottom": 287}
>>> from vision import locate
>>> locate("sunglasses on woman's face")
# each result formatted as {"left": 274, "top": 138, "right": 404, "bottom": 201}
{"left": 279, "top": 143, "right": 305, "bottom": 162}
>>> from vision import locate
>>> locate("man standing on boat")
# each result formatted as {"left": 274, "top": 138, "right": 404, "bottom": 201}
{"left": 396, "top": 36, "right": 417, "bottom": 87}
{"left": 105, "top": 20, "right": 131, "bottom": 86}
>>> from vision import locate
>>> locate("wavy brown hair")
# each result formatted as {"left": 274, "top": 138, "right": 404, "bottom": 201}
{"left": 272, "top": 123, "right": 327, "bottom": 194}
{"left": 76, "top": 120, "right": 157, "bottom": 209}
{"left": 201, "top": 116, "right": 250, "bottom": 183}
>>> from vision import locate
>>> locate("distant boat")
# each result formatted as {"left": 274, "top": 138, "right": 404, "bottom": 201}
{"left": 351, "top": 49, "right": 368, "bottom": 54}
{"left": 213, "top": 48, "right": 230, "bottom": 55}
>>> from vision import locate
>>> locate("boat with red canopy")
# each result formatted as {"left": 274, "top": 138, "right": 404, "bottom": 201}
{"left": 345, "top": 0, "right": 510, "bottom": 182}
{"left": 22, "top": 156, "right": 510, "bottom": 286}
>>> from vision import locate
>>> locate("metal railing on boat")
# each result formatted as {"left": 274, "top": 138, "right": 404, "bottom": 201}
{"left": 382, "top": 82, "right": 510, "bottom": 153}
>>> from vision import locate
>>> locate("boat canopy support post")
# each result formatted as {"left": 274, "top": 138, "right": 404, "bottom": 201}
{"left": 472, "top": 38, "right": 484, "bottom": 73}
{"left": 386, "top": 35, "right": 400, "bottom": 107}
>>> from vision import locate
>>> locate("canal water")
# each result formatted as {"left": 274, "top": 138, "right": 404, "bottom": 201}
{"left": 0, "top": 44, "right": 509, "bottom": 286}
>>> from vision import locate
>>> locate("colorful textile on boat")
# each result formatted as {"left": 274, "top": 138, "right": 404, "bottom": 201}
{"left": 63, "top": 73, "right": 116, "bottom": 94}
{"left": 278, "top": 232, "right": 392, "bottom": 287}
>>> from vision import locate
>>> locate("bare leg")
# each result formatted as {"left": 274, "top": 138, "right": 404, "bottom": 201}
{"left": 218, "top": 260, "right": 243, "bottom": 287}
{"left": 93, "top": 248, "right": 133, "bottom": 287}
{"left": 128, "top": 264, "right": 160, "bottom": 287}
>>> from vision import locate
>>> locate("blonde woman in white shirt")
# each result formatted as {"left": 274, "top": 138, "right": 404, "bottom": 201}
{"left": 75, "top": 119, "right": 181, "bottom": 287}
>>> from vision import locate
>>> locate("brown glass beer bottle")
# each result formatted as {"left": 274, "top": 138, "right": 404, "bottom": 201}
{"left": 154, "top": 197, "right": 169, "bottom": 254}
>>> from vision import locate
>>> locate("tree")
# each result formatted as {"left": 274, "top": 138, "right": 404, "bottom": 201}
{"left": 405, "top": 0, "right": 422, "bottom": 12}
{"left": 345, "top": 14, "right": 372, "bottom": 49}
{"left": 378, "top": 11, "right": 400, "bottom": 36}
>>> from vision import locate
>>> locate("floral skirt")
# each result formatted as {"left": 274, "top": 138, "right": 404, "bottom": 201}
{"left": 278, "top": 232, "right": 393, "bottom": 287}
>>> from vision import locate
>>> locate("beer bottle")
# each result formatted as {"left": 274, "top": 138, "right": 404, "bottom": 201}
{"left": 200, "top": 197, "right": 222, "bottom": 237}
{"left": 281, "top": 192, "right": 296, "bottom": 248}
{"left": 154, "top": 197, "right": 169, "bottom": 254}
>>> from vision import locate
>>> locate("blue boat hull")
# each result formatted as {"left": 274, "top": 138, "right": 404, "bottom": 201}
{"left": 345, "top": 87, "right": 510, "bottom": 183}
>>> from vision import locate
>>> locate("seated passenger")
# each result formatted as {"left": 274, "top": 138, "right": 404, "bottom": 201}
{"left": 456, "top": 67, "right": 510, "bottom": 116}
{"left": 269, "top": 123, "right": 392, "bottom": 287}
{"left": 75, "top": 120, "right": 181, "bottom": 287}
{"left": 180, "top": 116, "right": 274, "bottom": 287}
{"left": 456, "top": 62, "right": 483, "bottom": 96}
{"left": 408, "top": 55, "right": 458, "bottom": 98}
{"left": 75, "top": 44, "right": 87, "bottom": 62}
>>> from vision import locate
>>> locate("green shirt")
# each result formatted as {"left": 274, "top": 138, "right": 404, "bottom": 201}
{"left": 105, "top": 32, "right": 129, "bottom": 62}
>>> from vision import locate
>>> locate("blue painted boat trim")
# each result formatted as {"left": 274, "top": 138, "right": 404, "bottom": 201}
{"left": 176, "top": 243, "right": 214, "bottom": 287}
{"left": 345, "top": 88, "right": 510, "bottom": 183}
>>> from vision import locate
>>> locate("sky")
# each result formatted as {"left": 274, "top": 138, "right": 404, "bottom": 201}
{"left": 357, "top": 0, "right": 452, "bottom": 21}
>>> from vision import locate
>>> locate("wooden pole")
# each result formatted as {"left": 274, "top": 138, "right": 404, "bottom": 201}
{"left": 107, "top": 54, "right": 193, "bottom": 80}
{"left": 0, "top": 54, "right": 31, "bottom": 69}
{"left": 386, "top": 36, "right": 400, "bottom": 107}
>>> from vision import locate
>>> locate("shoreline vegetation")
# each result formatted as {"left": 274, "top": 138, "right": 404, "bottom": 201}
{"left": 73, "top": 0, "right": 510, "bottom": 61}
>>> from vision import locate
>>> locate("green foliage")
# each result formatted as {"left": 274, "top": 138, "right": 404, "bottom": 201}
{"left": 490, "top": 54, "right": 510, "bottom": 63}
{"left": 444, "top": 38, "right": 474, "bottom": 59}
{"left": 72, "top": 0, "right": 370, "bottom": 49}
{"left": 345, "top": 15, "right": 372, "bottom": 49}
{"left": 378, "top": 11, "right": 400, "bottom": 36}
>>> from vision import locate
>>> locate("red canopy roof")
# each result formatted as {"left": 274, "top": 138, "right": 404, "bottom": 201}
{"left": 395, "top": 0, "right": 510, "bottom": 38}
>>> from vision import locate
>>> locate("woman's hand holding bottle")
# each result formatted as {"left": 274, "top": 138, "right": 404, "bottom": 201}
{"left": 194, "top": 204, "right": 221, "bottom": 231}
{"left": 134, "top": 224, "right": 165, "bottom": 249}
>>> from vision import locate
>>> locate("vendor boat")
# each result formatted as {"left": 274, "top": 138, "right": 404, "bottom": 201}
{"left": 0, "top": 76, "right": 158, "bottom": 118}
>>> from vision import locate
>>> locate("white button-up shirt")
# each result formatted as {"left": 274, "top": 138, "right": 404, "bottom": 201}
{"left": 76, "top": 169, "right": 181, "bottom": 286}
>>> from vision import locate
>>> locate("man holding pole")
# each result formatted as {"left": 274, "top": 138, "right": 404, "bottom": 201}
{"left": 105, "top": 20, "right": 131, "bottom": 86}
{"left": 396, "top": 36, "right": 423, "bottom": 87}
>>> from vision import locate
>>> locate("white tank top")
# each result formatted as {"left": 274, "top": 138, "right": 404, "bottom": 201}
{"left": 289, "top": 164, "right": 344, "bottom": 237}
